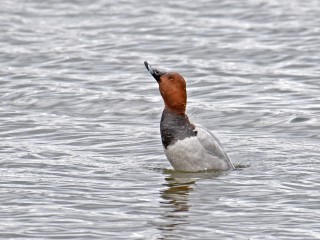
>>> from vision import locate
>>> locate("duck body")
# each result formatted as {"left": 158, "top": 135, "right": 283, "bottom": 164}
{"left": 144, "top": 61, "right": 234, "bottom": 172}
{"left": 161, "top": 108, "right": 234, "bottom": 172}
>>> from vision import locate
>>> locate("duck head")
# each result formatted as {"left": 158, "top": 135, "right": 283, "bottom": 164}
{"left": 144, "top": 61, "right": 187, "bottom": 115}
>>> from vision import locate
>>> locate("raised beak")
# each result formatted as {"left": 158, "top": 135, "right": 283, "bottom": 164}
{"left": 144, "top": 61, "right": 164, "bottom": 82}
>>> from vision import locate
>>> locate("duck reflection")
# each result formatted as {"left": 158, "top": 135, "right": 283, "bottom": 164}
{"left": 160, "top": 172, "right": 198, "bottom": 212}
{"left": 158, "top": 170, "right": 223, "bottom": 239}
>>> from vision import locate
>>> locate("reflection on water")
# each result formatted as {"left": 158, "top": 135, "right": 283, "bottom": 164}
{"left": 161, "top": 175, "right": 195, "bottom": 212}
{"left": 158, "top": 170, "right": 223, "bottom": 239}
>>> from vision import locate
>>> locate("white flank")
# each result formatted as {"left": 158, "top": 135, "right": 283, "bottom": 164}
{"left": 164, "top": 125, "right": 234, "bottom": 172}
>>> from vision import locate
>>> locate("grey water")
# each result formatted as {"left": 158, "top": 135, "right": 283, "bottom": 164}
{"left": 1, "top": 0, "right": 320, "bottom": 239}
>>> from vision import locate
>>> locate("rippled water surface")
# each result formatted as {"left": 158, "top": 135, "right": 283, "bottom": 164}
{"left": 1, "top": 0, "right": 320, "bottom": 239}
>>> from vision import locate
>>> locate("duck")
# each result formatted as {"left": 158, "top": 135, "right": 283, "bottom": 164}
{"left": 144, "top": 61, "right": 235, "bottom": 172}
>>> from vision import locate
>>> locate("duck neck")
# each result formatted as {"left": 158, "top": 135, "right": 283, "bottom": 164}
{"left": 162, "top": 107, "right": 191, "bottom": 127}
{"left": 164, "top": 105, "right": 186, "bottom": 117}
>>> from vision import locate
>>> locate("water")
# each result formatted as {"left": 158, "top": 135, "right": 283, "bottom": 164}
{"left": 1, "top": 0, "right": 320, "bottom": 239}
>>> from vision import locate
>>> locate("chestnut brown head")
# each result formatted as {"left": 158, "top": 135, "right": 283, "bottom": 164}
{"left": 144, "top": 61, "right": 187, "bottom": 115}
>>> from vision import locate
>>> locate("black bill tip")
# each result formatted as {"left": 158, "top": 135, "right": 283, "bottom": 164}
{"left": 144, "top": 61, "right": 150, "bottom": 71}
{"left": 144, "top": 61, "right": 164, "bottom": 82}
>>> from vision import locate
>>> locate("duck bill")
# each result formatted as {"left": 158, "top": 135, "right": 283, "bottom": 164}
{"left": 144, "top": 61, "right": 164, "bottom": 82}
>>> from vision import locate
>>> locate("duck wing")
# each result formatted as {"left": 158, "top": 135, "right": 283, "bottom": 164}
{"left": 194, "top": 124, "right": 235, "bottom": 170}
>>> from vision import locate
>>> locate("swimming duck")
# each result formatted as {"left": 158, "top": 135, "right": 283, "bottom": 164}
{"left": 144, "top": 61, "right": 234, "bottom": 172}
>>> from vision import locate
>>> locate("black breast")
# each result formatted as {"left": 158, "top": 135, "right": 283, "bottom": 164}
{"left": 160, "top": 109, "right": 197, "bottom": 149}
